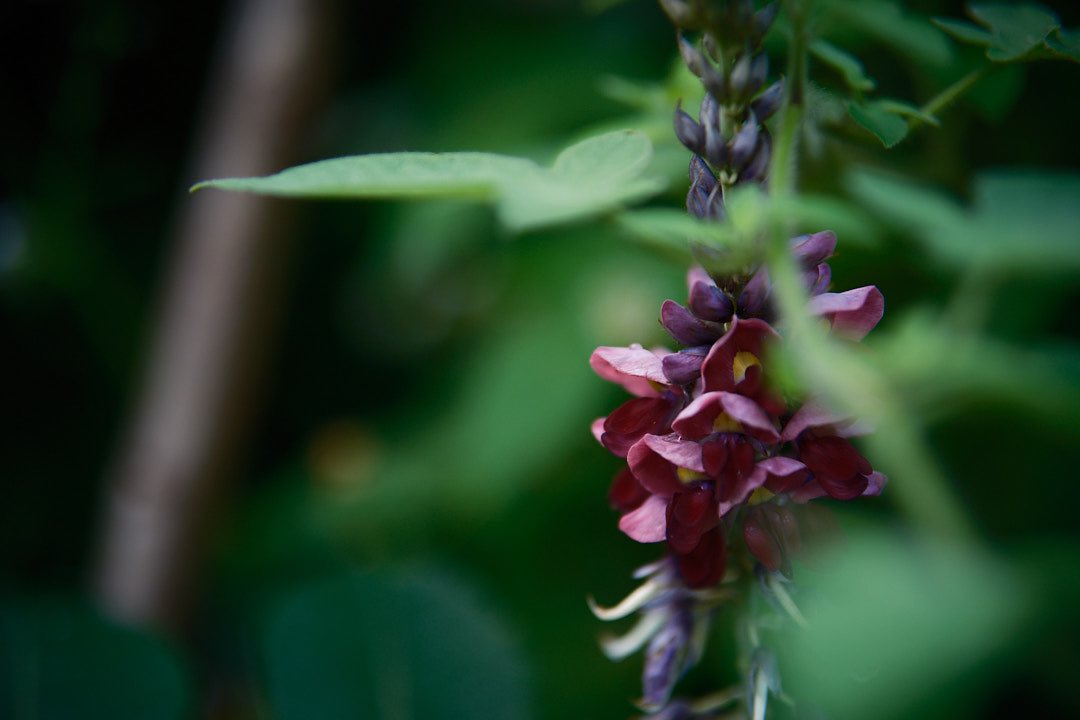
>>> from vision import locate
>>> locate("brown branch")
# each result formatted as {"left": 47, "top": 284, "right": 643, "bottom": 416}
{"left": 92, "top": 0, "right": 340, "bottom": 631}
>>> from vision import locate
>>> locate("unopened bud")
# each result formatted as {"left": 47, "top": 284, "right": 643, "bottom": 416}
{"left": 751, "top": 79, "right": 784, "bottom": 121}
{"left": 674, "top": 103, "right": 705, "bottom": 154}
{"left": 688, "top": 281, "right": 734, "bottom": 322}
{"left": 729, "top": 114, "right": 760, "bottom": 171}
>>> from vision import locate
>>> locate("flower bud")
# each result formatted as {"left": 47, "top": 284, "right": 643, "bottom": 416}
{"left": 661, "top": 300, "right": 723, "bottom": 347}
{"left": 791, "top": 230, "right": 837, "bottom": 266}
{"left": 688, "top": 280, "right": 734, "bottom": 322}
{"left": 751, "top": 79, "right": 784, "bottom": 120}
{"left": 753, "top": 2, "right": 780, "bottom": 43}
{"left": 674, "top": 103, "right": 705, "bottom": 155}
{"left": 729, "top": 114, "right": 760, "bottom": 171}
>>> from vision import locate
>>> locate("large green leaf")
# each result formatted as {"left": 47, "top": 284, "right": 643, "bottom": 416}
{"left": 262, "top": 569, "right": 530, "bottom": 720}
{"left": 775, "top": 530, "right": 1033, "bottom": 720}
{"left": 846, "top": 168, "right": 1080, "bottom": 273}
{"left": 194, "top": 130, "right": 665, "bottom": 232}
{"left": 0, "top": 601, "right": 188, "bottom": 720}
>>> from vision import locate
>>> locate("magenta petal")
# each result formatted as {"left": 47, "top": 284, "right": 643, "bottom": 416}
{"left": 642, "top": 433, "right": 706, "bottom": 474}
{"left": 789, "top": 479, "right": 827, "bottom": 503}
{"left": 590, "top": 345, "right": 668, "bottom": 397}
{"left": 808, "top": 286, "right": 885, "bottom": 340}
{"left": 862, "top": 471, "right": 887, "bottom": 496}
{"left": 717, "top": 392, "right": 780, "bottom": 443}
{"left": 701, "top": 316, "right": 778, "bottom": 393}
{"left": 619, "top": 494, "right": 669, "bottom": 543}
{"left": 782, "top": 401, "right": 846, "bottom": 442}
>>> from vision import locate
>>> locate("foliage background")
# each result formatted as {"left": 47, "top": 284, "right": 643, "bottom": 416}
{"left": 1, "top": 0, "right": 1079, "bottom": 718}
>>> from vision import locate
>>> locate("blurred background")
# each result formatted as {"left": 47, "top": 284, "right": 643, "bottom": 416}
{"left": 2, "top": 0, "right": 1079, "bottom": 718}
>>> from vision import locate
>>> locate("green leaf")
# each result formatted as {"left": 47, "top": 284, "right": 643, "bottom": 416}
{"left": 194, "top": 130, "right": 665, "bottom": 232}
{"left": 776, "top": 530, "right": 1032, "bottom": 720}
{"left": 970, "top": 2, "right": 1060, "bottom": 61}
{"left": 846, "top": 168, "right": 1080, "bottom": 273}
{"left": 931, "top": 17, "right": 993, "bottom": 46}
{"left": 1046, "top": 27, "right": 1080, "bottom": 62}
{"left": 876, "top": 99, "right": 940, "bottom": 126}
{"left": 810, "top": 39, "right": 876, "bottom": 92}
{"left": 846, "top": 100, "right": 910, "bottom": 148}
{"left": 0, "top": 601, "right": 189, "bottom": 720}
{"left": 262, "top": 569, "right": 530, "bottom": 720}
{"left": 615, "top": 208, "right": 745, "bottom": 270}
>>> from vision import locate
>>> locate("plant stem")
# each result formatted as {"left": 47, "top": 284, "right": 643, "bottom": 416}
{"left": 910, "top": 65, "right": 990, "bottom": 130}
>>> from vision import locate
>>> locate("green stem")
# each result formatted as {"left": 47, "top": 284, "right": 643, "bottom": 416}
{"left": 910, "top": 65, "right": 990, "bottom": 130}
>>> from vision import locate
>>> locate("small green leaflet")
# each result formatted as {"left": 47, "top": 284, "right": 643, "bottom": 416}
{"left": 810, "top": 39, "right": 876, "bottom": 93}
{"left": 193, "top": 130, "right": 666, "bottom": 232}
{"left": 847, "top": 98, "right": 939, "bottom": 148}
{"left": 933, "top": 2, "right": 1078, "bottom": 63}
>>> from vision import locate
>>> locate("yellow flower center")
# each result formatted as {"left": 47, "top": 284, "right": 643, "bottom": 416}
{"left": 748, "top": 487, "right": 775, "bottom": 505}
{"left": 732, "top": 351, "right": 761, "bottom": 384}
{"left": 712, "top": 412, "right": 743, "bottom": 433}
{"left": 677, "top": 467, "right": 708, "bottom": 484}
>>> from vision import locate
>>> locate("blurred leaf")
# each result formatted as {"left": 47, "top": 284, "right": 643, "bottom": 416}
{"left": 616, "top": 208, "right": 744, "bottom": 268}
{"left": 810, "top": 39, "right": 876, "bottom": 92}
{"left": 932, "top": 17, "right": 993, "bottom": 46}
{"left": 970, "top": 2, "right": 1059, "bottom": 62}
{"left": 820, "top": 0, "right": 952, "bottom": 68}
{"left": 776, "top": 530, "right": 1033, "bottom": 720}
{"left": 874, "top": 312, "right": 1080, "bottom": 425}
{"left": 0, "top": 601, "right": 188, "bottom": 720}
{"left": 194, "top": 130, "right": 666, "bottom": 232}
{"left": 768, "top": 194, "right": 882, "bottom": 247}
{"left": 846, "top": 168, "right": 1080, "bottom": 273}
{"left": 936, "top": 2, "right": 1063, "bottom": 62}
{"left": 262, "top": 569, "right": 530, "bottom": 720}
{"left": 1046, "top": 27, "right": 1080, "bottom": 62}
{"left": 876, "top": 99, "right": 939, "bottom": 126}
{"left": 847, "top": 100, "right": 910, "bottom": 147}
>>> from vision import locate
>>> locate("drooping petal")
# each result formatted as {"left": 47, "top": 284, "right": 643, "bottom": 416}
{"left": 677, "top": 525, "right": 726, "bottom": 588}
{"left": 808, "top": 286, "right": 884, "bottom": 340}
{"left": 756, "top": 456, "right": 811, "bottom": 495}
{"left": 590, "top": 344, "right": 669, "bottom": 397}
{"left": 666, "top": 486, "right": 718, "bottom": 554}
{"left": 602, "top": 397, "right": 674, "bottom": 457}
{"left": 619, "top": 494, "right": 670, "bottom": 543}
{"left": 799, "top": 435, "right": 872, "bottom": 500}
{"left": 661, "top": 300, "right": 723, "bottom": 347}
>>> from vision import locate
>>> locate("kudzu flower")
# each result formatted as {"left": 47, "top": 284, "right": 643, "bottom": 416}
{"left": 592, "top": 2, "right": 888, "bottom": 716}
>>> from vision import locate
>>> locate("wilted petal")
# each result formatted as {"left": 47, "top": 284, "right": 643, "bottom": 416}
{"left": 808, "top": 286, "right": 885, "bottom": 340}
{"left": 863, "top": 471, "right": 887, "bottom": 496}
{"left": 599, "top": 607, "right": 668, "bottom": 660}
{"left": 619, "top": 494, "right": 670, "bottom": 543}
{"left": 588, "top": 577, "right": 667, "bottom": 621}
{"left": 661, "top": 300, "right": 723, "bottom": 347}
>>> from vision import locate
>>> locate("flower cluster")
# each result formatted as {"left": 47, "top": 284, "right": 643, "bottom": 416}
{"left": 590, "top": 232, "right": 885, "bottom": 713}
